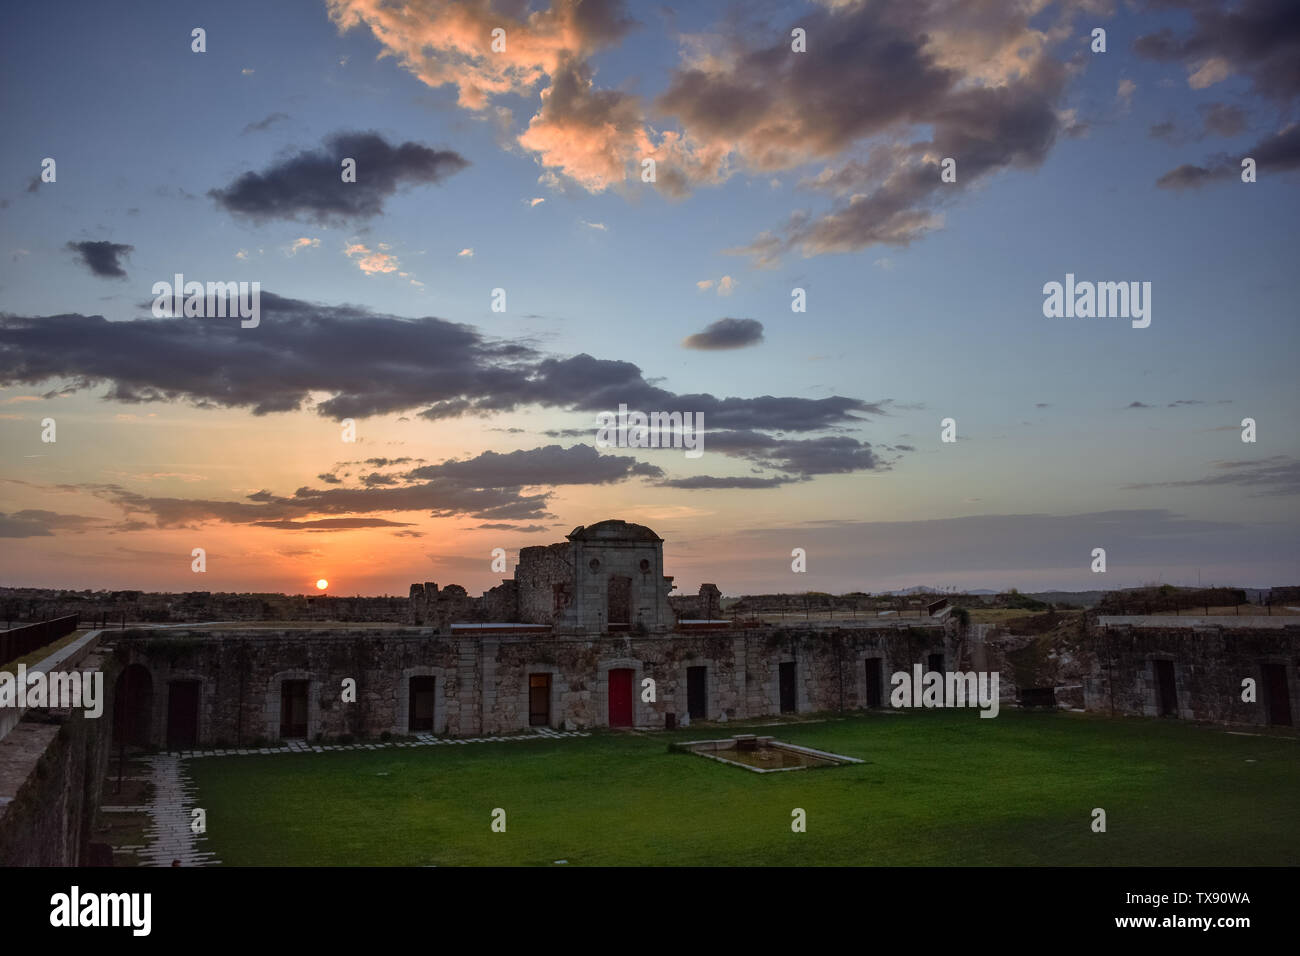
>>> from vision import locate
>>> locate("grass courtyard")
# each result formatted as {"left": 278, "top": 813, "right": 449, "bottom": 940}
{"left": 187, "top": 710, "right": 1299, "bottom": 866}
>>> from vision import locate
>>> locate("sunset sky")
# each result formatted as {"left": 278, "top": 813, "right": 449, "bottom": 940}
{"left": 1, "top": 0, "right": 1297, "bottom": 598}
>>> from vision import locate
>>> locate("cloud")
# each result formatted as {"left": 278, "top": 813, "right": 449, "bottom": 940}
{"left": 1134, "top": 0, "right": 1300, "bottom": 103}
{"left": 718, "top": 509, "right": 1299, "bottom": 591}
{"left": 1126, "top": 401, "right": 1153, "bottom": 408}
{"left": 1117, "top": 77, "right": 1137, "bottom": 108}
{"left": 252, "top": 517, "right": 416, "bottom": 531}
{"left": 702, "top": 430, "right": 884, "bottom": 477}
{"left": 665, "top": 0, "right": 1071, "bottom": 262}
{"left": 457, "top": 247, "right": 474, "bottom": 257}
{"left": 682, "top": 317, "right": 764, "bottom": 350}
{"left": 1122, "top": 456, "right": 1300, "bottom": 496}
{"left": 1157, "top": 123, "right": 1300, "bottom": 188}
{"left": 0, "top": 510, "right": 103, "bottom": 538}
{"left": 526, "top": 197, "right": 546, "bottom": 206}
{"left": 656, "top": 475, "right": 795, "bottom": 489}
{"left": 696, "top": 275, "right": 735, "bottom": 295}
{"left": 1199, "top": 101, "right": 1247, "bottom": 137}
{"left": 0, "top": 293, "right": 884, "bottom": 430}
{"left": 286, "top": 237, "right": 321, "bottom": 256}
{"left": 474, "top": 523, "right": 550, "bottom": 532}
{"left": 345, "top": 242, "right": 399, "bottom": 274}
{"left": 580, "top": 220, "right": 607, "bottom": 230}
{"left": 328, "top": 0, "right": 1077, "bottom": 261}
{"left": 242, "top": 112, "right": 290, "bottom": 134}
{"left": 66, "top": 240, "right": 133, "bottom": 279}
{"left": 57, "top": 443, "right": 662, "bottom": 530}
{"left": 209, "top": 131, "right": 468, "bottom": 224}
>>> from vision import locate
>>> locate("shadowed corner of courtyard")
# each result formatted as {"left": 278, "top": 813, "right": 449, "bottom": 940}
{"left": 185, "top": 711, "right": 1300, "bottom": 867}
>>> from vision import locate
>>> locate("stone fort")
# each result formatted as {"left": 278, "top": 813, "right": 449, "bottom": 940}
{"left": 2, "top": 518, "right": 1296, "bottom": 864}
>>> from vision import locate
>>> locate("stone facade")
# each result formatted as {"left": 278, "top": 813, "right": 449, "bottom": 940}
{"left": 110, "top": 624, "right": 950, "bottom": 745}
{"left": 406, "top": 519, "right": 677, "bottom": 632}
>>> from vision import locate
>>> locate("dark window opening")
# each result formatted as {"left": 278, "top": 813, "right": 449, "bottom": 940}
{"left": 864, "top": 659, "right": 882, "bottom": 708}
{"left": 409, "top": 676, "right": 436, "bottom": 732}
{"left": 779, "top": 661, "right": 797, "bottom": 713}
{"left": 687, "top": 665, "right": 707, "bottom": 719}
{"left": 280, "top": 680, "right": 309, "bottom": 738}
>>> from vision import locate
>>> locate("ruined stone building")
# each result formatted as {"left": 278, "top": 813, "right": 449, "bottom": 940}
{"left": 74, "top": 518, "right": 1296, "bottom": 751}
{"left": 409, "top": 520, "right": 676, "bottom": 632}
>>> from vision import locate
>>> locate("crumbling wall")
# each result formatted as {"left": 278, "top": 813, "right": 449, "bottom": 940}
{"left": 514, "top": 543, "right": 573, "bottom": 624}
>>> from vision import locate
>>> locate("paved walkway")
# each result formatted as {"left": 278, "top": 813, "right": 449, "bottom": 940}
{"left": 134, "top": 754, "right": 221, "bottom": 868}
{"left": 178, "top": 727, "right": 590, "bottom": 760}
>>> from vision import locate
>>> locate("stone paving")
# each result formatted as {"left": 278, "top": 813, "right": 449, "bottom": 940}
{"left": 134, "top": 754, "right": 221, "bottom": 868}
{"left": 177, "top": 726, "right": 590, "bottom": 759}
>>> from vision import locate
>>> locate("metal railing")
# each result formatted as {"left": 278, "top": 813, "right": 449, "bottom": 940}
{"left": 0, "top": 614, "right": 80, "bottom": 667}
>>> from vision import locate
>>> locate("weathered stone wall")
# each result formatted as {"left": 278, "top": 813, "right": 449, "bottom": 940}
{"left": 978, "top": 619, "right": 1300, "bottom": 727}
{"left": 0, "top": 648, "right": 118, "bottom": 866}
{"left": 515, "top": 543, "right": 573, "bottom": 624}
{"left": 106, "top": 619, "right": 1298, "bottom": 748}
{"left": 109, "top": 625, "right": 951, "bottom": 743}
{"left": 1083, "top": 624, "right": 1299, "bottom": 725}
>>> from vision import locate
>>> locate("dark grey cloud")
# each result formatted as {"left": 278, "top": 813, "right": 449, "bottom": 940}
{"left": 61, "top": 443, "right": 659, "bottom": 530}
{"left": 681, "top": 317, "right": 764, "bottom": 350}
{"left": 209, "top": 131, "right": 469, "bottom": 224}
{"left": 473, "top": 523, "right": 550, "bottom": 533}
{"left": 1157, "top": 123, "right": 1300, "bottom": 188}
{"left": 0, "top": 292, "right": 882, "bottom": 431}
{"left": 1122, "top": 456, "right": 1300, "bottom": 496}
{"left": 401, "top": 444, "right": 662, "bottom": 487}
{"left": 1126, "top": 401, "right": 1153, "bottom": 408}
{"left": 1133, "top": 0, "right": 1300, "bottom": 102}
{"left": 243, "top": 112, "right": 290, "bottom": 134}
{"left": 66, "top": 240, "right": 133, "bottom": 278}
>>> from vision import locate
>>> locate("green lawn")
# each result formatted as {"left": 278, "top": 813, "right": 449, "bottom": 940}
{"left": 187, "top": 711, "right": 1300, "bottom": 866}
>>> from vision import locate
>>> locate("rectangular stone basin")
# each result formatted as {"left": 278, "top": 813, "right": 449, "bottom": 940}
{"left": 675, "top": 735, "right": 863, "bottom": 773}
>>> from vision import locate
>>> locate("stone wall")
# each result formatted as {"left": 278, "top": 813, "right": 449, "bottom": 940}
{"left": 977, "top": 618, "right": 1300, "bottom": 726}
{"left": 0, "top": 647, "right": 118, "bottom": 866}
{"left": 108, "top": 624, "right": 951, "bottom": 744}
{"left": 515, "top": 543, "right": 573, "bottom": 624}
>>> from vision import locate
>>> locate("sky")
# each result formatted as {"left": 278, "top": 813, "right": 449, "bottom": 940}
{"left": 0, "top": 0, "right": 1297, "bottom": 598}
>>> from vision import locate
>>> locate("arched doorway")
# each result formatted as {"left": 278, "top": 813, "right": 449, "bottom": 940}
{"left": 113, "top": 664, "right": 154, "bottom": 747}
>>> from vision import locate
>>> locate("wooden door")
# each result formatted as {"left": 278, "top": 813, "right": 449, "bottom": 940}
{"left": 608, "top": 668, "right": 634, "bottom": 727}
{"left": 529, "top": 673, "right": 551, "bottom": 726}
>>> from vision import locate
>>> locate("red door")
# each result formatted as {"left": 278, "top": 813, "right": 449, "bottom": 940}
{"left": 609, "top": 668, "right": 634, "bottom": 727}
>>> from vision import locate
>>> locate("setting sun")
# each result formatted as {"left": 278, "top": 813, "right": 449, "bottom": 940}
{"left": 315, "top": 579, "right": 328, "bottom": 591}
